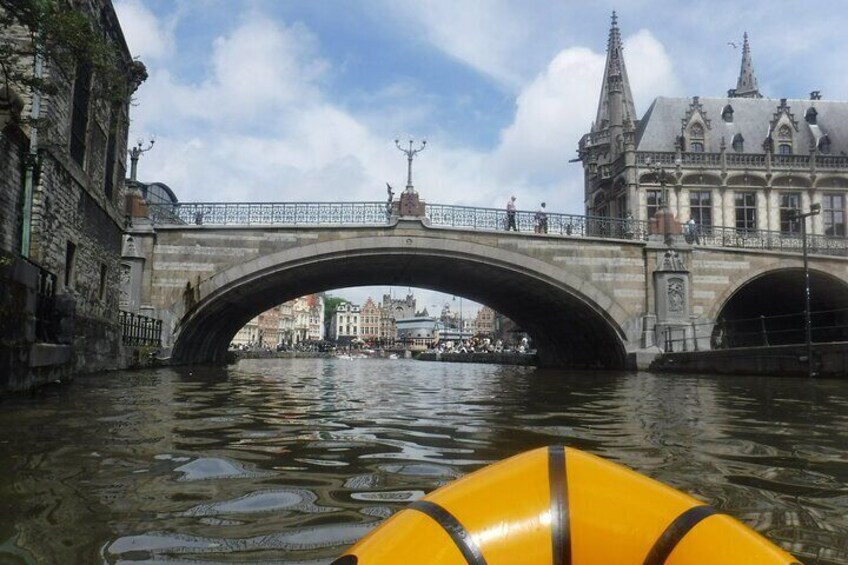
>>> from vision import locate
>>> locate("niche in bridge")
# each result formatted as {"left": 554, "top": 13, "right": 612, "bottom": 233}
{"left": 714, "top": 269, "right": 848, "bottom": 348}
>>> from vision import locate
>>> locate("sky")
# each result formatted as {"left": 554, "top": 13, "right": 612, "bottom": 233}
{"left": 114, "top": 0, "right": 848, "bottom": 316}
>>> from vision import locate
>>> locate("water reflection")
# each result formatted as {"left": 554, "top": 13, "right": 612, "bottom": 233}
{"left": 0, "top": 359, "right": 845, "bottom": 564}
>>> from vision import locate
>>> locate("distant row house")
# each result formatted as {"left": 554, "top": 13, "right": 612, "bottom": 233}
{"left": 231, "top": 294, "right": 325, "bottom": 349}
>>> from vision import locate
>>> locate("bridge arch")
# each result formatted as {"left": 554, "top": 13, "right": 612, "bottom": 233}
{"left": 709, "top": 266, "right": 848, "bottom": 347}
{"left": 170, "top": 234, "right": 632, "bottom": 368}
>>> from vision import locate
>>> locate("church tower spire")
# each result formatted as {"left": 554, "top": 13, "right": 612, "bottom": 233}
{"left": 594, "top": 11, "right": 637, "bottom": 133}
{"left": 732, "top": 32, "right": 762, "bottom": 98}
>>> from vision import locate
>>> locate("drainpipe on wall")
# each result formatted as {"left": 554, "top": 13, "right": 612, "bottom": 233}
{"left": 21, "top": 50, "right": 43, "bottom": 259}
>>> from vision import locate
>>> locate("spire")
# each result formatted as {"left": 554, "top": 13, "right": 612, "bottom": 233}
{"left": 734, "top": 32, "right": 762, "bottom": 98}
{"left": 594, "top": 11, "right": 637, "bottom": 132}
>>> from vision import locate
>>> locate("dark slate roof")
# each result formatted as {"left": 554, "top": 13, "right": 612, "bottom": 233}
{"left": 635, "top": 96, "right": 848, "bottom": 156}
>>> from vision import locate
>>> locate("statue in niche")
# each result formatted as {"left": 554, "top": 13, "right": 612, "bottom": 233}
{"left": 668, "top": 278, "right": 685, "bottom": 313}
{"left": 119, "top": 263, "right": 131, "bottom": 306}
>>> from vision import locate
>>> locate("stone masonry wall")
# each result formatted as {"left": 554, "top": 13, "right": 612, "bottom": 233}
{"left": 1, "top": 0, "right": 137, "bottom": 379}
{"left": 0, "top": 126, "right": 26, "bottom": 254}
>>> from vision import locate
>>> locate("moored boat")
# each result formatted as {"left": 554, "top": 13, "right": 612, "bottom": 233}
{"left": 332, "top": 446, "right": 802, "bottom": 564}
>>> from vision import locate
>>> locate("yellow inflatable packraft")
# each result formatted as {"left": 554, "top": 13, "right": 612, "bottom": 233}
{"left": 332, "top": 446, "right": 802, "bottom": 564}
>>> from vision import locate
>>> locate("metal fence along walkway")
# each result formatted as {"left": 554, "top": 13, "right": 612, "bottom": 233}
{"left": 146, "top": 201, "right": 848, "bottom": 257}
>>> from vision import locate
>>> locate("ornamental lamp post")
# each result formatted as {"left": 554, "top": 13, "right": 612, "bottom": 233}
{"left": 790, "top": 202, "right": 821, "bottom": 377}
{"left": 395, "top": 137, "right": 426, "bottom": 193}
{"left": 453, "top": 295, "right": 463, "bottom": 341}
{"left": 644, "top": 157, "right": 673, "bottom": 246}
{"left": 128, "top": 138, "right": 155, "bottom": 182}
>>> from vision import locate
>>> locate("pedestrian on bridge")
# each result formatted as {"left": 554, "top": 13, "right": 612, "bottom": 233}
{"left": 535, "top": 202, "right": 548, "bottom": 234}
{"left": 506, "top": 196, "right": 518, "bottom": 231}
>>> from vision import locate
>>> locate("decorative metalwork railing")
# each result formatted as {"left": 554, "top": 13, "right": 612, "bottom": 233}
{"left": 696, "top": 225, "right": 848, "bottom": 256}
{"left": 145, "top": 200, "right": 848, "bottom": 256}
{"left": 149, "top": 202, "right": 391, "bottom": 226}
{"left": 120, "top": 311, "right": 162, "bottom": 347}
{"left": 1, "top": 255, "right": 59, "bottom": 343}
{"left": 424, "top": 203, "right": 651, "bottom": 240}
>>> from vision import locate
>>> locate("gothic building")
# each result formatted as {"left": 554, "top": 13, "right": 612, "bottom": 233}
{"left": 579, "top": 14, "right": 848, "bottom": 239}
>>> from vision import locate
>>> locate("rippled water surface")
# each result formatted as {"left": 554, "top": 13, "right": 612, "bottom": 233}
{"left": 0, "top": 359, "right": 846, "bottom": 564}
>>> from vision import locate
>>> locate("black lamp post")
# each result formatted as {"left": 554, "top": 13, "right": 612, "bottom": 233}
{"left": 453, "top": 295, "right": 463, "bottom": 341}
{"left": 645, "top": 158, "right": 673, "bottom": 246}
{"left": 791, "top": 203, "right": 821, "bottom": 377}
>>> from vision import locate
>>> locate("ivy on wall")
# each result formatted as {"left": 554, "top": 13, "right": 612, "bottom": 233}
{"left": 0, "top": 0, "right": 146, "bottom": 114}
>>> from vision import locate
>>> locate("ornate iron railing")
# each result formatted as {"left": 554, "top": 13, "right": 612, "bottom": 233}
{"left": 424, "top": 203, "right": 650, "bottom": 240}
{"left": 120, "top": 310, "right": 162, "bottom": 347}
{"left": 148, "top": 202, "right": 391, "bottom": 226}
{"left": 146, "top": 200, "right": 848, "bottom": 256}
{"left": 696, "top": 225, "right": 848, "bottom": 256}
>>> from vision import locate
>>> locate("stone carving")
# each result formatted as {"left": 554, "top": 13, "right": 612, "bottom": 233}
{"left": 658, "top": 249, "right": 686, "bottom": 271}
{"left": 668, "top": 278, "right": 684, "bottom": 313}
{"left": 119, "top": 263, "right": 131, "bottom": 307}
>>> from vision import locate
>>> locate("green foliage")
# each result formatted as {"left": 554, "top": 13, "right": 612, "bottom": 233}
{"left": 0, "top": 0, "right": 146, "bottom": 106}
{"left": 324, "top": 296, "right": 347, "bottom": 321}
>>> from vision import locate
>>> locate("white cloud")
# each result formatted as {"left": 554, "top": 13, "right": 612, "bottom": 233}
{"left": 124, "top": 8, "right": 680, "bottom": 216}
{"left": 487, "top": 30, "right": 679, "bottom": 214}
{"left": 380, "top": 1, "right": 535, "bottom": 88}
{"left": 113, "top": 0, "right": 174, "bottom": 61}
{"left": 625, "top": 29, "right": 684, "bottom": 110}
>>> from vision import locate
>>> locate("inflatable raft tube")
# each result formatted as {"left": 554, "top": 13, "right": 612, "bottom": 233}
{"left": 332, "top": 446, "right": 802, "bottom": 564}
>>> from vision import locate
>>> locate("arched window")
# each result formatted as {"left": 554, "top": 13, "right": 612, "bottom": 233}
{"left": 732, "top": 134, "right": 744, "bottom": 153}
{"left": 688, "top": 123, "right": 705, "bottom": 153}
{"left": 776, "top": 124, "right": 792, "bottom": 154}
{"left": 819, "top": 135, "right": 831, "bottom": 154}
{"left": 722, "top": 105, "right": 734, "bottom": 123}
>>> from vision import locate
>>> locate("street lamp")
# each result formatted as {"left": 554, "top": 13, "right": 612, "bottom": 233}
{"left": 644, "top": 157, "right": 673, "bottom": 246}
{"left": 395, "top": 137, "right": 426, "bottom": 193}
{"left": 453, "top": 295, "right": 463, "bottom": 342}
{"left": 790, "top": 202, "right": 821, "bottom": 377}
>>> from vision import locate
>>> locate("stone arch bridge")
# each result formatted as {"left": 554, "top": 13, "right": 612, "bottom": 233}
{"left": 122, "top": 201, "right": 848, "bottom": 369}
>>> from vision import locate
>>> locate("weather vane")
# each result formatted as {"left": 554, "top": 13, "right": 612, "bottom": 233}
{"left": 128, "top": 137, "right": 155, "bottom": 182}
{"left": 395, "top": 137, "right": 426, "bottom": 193}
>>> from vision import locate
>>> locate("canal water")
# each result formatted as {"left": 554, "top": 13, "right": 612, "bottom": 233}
{"left": 0, "top": 358, "right": 846, "bottom": 564}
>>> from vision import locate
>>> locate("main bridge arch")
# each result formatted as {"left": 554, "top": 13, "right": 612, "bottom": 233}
{"left": 171, "top": 233, "right": 634, "bottom": 368}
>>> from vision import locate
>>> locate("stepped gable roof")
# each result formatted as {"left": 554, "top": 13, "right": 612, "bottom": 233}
{"left": 635, "top": 96, "right": 848, "bottom": 155}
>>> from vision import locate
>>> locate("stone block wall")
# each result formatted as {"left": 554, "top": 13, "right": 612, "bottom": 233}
{"left": 0, "top": 0, "right": 140, "bottom": 383}
{"left": 0, "top": 125, "right": 26, "bottom": 254}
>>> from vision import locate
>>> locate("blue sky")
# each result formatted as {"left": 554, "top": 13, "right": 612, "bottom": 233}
{"left": 114, "top": 0, "right": 848, "bottom": 313}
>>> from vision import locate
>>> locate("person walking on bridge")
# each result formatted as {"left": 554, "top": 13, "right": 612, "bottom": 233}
{"left": 506, "top": 196, "right": 518, "bottom": 231}
{"left": 535, "top": 202, "right": 548, "bottom": 234}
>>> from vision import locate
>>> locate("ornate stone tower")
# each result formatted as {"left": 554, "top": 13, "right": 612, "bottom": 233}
{"left": 729, "top": 32, "right": 762, "bottom": 99}
{"left": 578, "top": 12, "right": 639, "bottom": 220}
